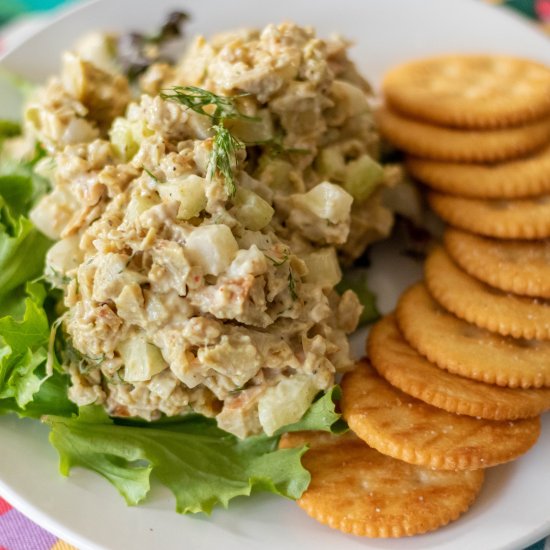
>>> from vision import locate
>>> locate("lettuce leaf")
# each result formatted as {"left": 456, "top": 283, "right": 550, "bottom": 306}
{"left": 45, "top": 406, "right": 311, "bottom": 513}
{"left": 0, "top": 172, "right": 51, "bottom": 313}
{"left": 44, "top": 388, "right": 342, "bottom": 514}
{"left": 0, "top": 283, "right": 49, "bottom": 406}
{"left": 0, "top": 279, "right": 78, "bottom": 418}
{"left": 336, "top": 268, "right": 380, "bottom": 326}
{"left": 0, "top": 369, "right": 76, "bottom": 418}
{"left": 0, "top": 120, "right": 21, "bottom": 139}
{"left": 277, "top": 385, "right": 346, "bottom": 434}
{"left": 0, "top": 285, "right": 86, "bottom": 418}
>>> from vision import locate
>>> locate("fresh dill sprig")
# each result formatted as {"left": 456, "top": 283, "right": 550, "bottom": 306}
{"left": 143, "top": 167, "right": 159, "bottom": 183}
{"left": 248, "top": 134, "right": 310, "bottom": 158}
{"left": 264, "top": 251, "right": 289, "bottom": 267}
{"left": 160, "top": 86, "right": 258, "bottom": 122}
{"left": 288, "top": 269, "right": 298, "bottom": 301}
{"left": 161, "top": 86, "right": 258, "bottom": 197}
{"left": 207, "top": 124, "right": 245, "bottom": 198}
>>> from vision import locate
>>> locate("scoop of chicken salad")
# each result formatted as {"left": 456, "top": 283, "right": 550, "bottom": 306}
{"left": 4, "top": 20, "right": 405, "bottom": 442}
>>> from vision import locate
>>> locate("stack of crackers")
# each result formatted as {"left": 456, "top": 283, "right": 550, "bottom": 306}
{"left": 281, "top": 55, "right": 550, "bottom": 539}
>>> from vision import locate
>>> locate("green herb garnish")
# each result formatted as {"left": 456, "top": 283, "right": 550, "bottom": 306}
{"left": 161, "top": 86, "right": 260, "bottom": 197}
{"left": 207, "top": 124, "right": 245, "bottom": 198}
{"left": 264, "top": 251, "right": 289, "bottom": 267}
{"left": 288, "top": 269, "right": 298, "bottom": 301}
{"left": 142, "top": 167, "right": 159, "bottom": 183}
{"left": 248, "top": 134, "right": 310, "bottom": 158}
{"left": 160, "top": 86, "right": 258, "bottom": 122}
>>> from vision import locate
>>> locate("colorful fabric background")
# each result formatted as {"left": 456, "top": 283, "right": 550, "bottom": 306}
{"left": 0, "top": 1, "right": 549, "bottom": 549}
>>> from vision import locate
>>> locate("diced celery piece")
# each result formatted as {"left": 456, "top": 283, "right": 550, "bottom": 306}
{"left": 295, "top": 182, "right": 353, "bottom": 224}
{"left": 258, "top": 375, "right": 319, "bottom": 436}
{"left": 185, "top": 224, "right": 239, "bottom": 276}
{"left": 331, "top": 80, "right": 370, "bottom": 117}
{"left": 315, "top": 146, "right": 346, "bottom": 181}
{"left": 119, "top": 336, "right": 168, "bottom": 382}
{"left": 158, "top": 175, "right": 207, "bottom": 220}
{"left": 343, "top": 154, "right": 384, "bottom": 202}
{"left": 126, "top": 193, "right": 159, "bottom": 222}
{"left": 257, "top": 158, "right": 293, "bottom": 191}
{"left": 110, "top": 118, "right": 138, "bottom": 160}
{"left": 110, "top": 117, "right": 153, "bottom": 161}
{"left": 229, "top": 109, "right": 274, "bottom": 143}
{"left": 303, "top": 247, "right": 342, "bottom": 288}
{"left": 233, "top": 187, "right": 274, "bottom": 231}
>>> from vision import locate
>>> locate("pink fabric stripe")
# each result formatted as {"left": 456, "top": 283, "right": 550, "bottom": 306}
{"left": 0, "top": 500, "right": 11, "bottom": 516}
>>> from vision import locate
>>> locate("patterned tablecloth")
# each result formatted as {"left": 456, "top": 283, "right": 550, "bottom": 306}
{"left": 0, "top": 1, "right": 549, "bottom": 549}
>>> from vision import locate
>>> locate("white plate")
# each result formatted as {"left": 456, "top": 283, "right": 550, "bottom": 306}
{"left": 1, "top": 1, "right": 550, "bottom": 549}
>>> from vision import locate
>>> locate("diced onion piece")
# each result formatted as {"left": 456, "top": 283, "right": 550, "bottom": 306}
{"left": 158, "top": 175, "right": 207, "bottom": 220}
{"left": 295, "top": 182, "right": 353, "bottom": 224}
{"left": 303, "top": 247, "right": 342, "bottom": 288}
{"left": 381, "top": 178, "right": 424, "bottom": 226}
{"left": 258, "top": 375, "right": 319, "bottom": 436}
{"left": 74, "top": 32, "right": 119, "bottom": 74}
{"left": 33, "top": 156, "right": 56, "bottom": 180}
{"left": 30, "top": 187, "right": 78, "bottom": 240}
{"left": 46, "top": 235, "right": 84, "bottom": 276}
{"left": 119, "top": 336, "right": 168, "bottom": 382}
{"left": 233, "top": 187, "right": 274, "bottom": 230}
{"left": 61, "top": 52, "right": 87, "bottom": 100}
{"left": 126, "top": 193, "right": 160, "bottom": 222}
{"left": 343, "top": 154, "right": 384, "bottom": 202}
{"left": 185, "top": 224, "right": 239, "bottom": 275}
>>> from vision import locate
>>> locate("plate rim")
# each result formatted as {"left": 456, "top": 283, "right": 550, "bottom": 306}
{"left": 0, "top": 1, "right": 549, "bottom": 549}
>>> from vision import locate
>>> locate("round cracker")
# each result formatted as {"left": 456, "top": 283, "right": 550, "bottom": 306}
{"left": 396, "top": 282, "right": 550, "bottom": 388}
{"left": 367, "top": 314, "right": 550, "bottom": 420}
{"left": 279, "top": 430, "right": 485, "bottom": 538}
{"left": 406, "top": 143, "right": 550, "bottom": 199}
{"left": 341, "top": 359, "right": 541, "bottom": 470}
{"left": 428, "top": 191, "right": 550, "bottom": 239}
{"left": 425, "top": 246, "right": 550, "bottom": 339}
{"left": 444, "top": 228, "right": 550, "bottom": 298}
{"left": 383, "top": 55, "right": 550, "bottom": 128}
{"left": 376, "top": 107, "right": 550, "bottom": 162}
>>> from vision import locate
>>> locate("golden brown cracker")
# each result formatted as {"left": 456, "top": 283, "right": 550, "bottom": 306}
{"left": 279, "top": 430, "right": 485, "bottom": 538}
{"left": 383, "top": 55, "right": 550, "bottom": 128}
{"left": 341, "top": 359, "right": 541, "bottom": 470}
{"left": 425, "top": 246, "right": 550, "bottom": 339}
{"left": 396, "top": 282, "right": 550, "bottom": 388}
{"left": 444, "top": 228, "right": 550, "bottom": 298}
{"left": 406, "top": 143, "right": 550, "bottom": 199}
{"left": 367, "top": 314, "right": 550, "bottom": 420}
{"left": 428, "top": 191, "right": 550, "bottom": 239}
{"left": 376, "top": 106, "right": 550, "bottom": 162}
